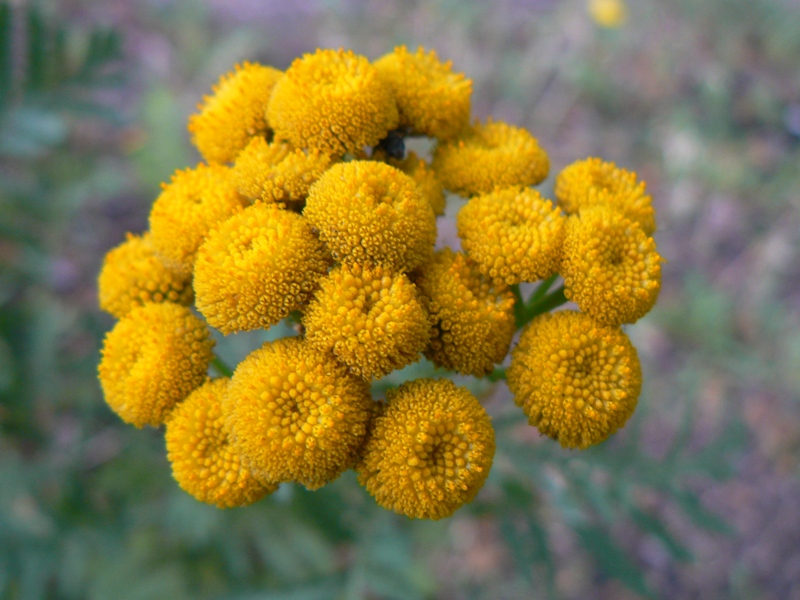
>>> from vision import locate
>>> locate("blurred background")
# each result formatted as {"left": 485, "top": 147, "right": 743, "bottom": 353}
{"left": 1, "top": 0, "right": 799, "bottom": 598}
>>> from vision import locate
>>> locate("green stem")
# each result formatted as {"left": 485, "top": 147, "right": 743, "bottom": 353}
{"left": 516, "top": 285, "right": 568, "bottom": 327}
{"left": 529, "top": 273, "right": 558, "bottom": 304}
{"left": 211, "top": 355, "right": 234, "bottom": 378}
{"left": 487, "top": 368, "right": 506, "bottom": 382}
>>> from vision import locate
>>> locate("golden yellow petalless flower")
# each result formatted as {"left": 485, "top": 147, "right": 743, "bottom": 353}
{"left": 561, "top": 206, "right": 662, "bottom": 326}
{"left": 304, "top": 161, "right": 436, "bottom": 272}
{"left": 98, "top": 302, "right": 214, "bottom": 428}
{"left": 507, "top": 310, "right": 641, "bottom": 449}
{"left": 588, "top": 0, "right": 627, "bottom": 28}
{"left": 267, "top": 48, "right": 398, "bottom": 156}
{"left": 357, "top": 378, "right": 495, "bottom": 520}
{"left": 225, "top": 337, "right": 373, "bottom": 490}
{"left": 374, "top": 45, "right": 471, "bottom": 140}
{"left": 233, "top": 137, "right": 333, "bottom": 207}
{"left": 415, "top": 249, "right": 516, "bottom": 376}
{"left": 188, "top": 62, "right": 283, "bottom": 164}
{"left": 149, "top": 163, "right": 247, "bottom": 273}
{"left": 98, "top": 232, "right": 192, "bottom": 319}
{"left": 457, "top": 187, "right": 566, "bottom": 286}
{"left": 193, "top": 203, "right": 331, "bottom": 335}
{"left": 386, "top": 151, "right": 446, "bottom": 216}
{"left": 554, "top": 157, "right": 655, "bottom": 235}
{"left": 432, "top": 120, "right": 549, "bottom": 197}
{"left": 304, "top": 263, "right": 431, "bottom": 381}
{"left": 165, "top": 378, "right": 278, "bottom": 508}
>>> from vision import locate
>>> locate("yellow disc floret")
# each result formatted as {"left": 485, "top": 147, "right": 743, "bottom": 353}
{"left": 561, "top": 206, "right": 662, "bottom": 326}
{"left": 506, "top": 310, "right": 641, "bottom": 449}
{"left": 374, "top": 45, "right": 471, "bottom": 140}
{"left": 193, "top": 203, "right": 331, "bottom": 335}
{"left": 304, "top": 161, "right": 436, "bottom": 271}
{"left": 457, "top": 187, "right": 566, "bottom": 285}
{"left": 415, "top": 249, "right": 516, "bottom": 376}
{"left": 267, "top": 48, "right": 398, "bottom": 156}
{"left": 224, "top": 337, "right": 373, "bottom": 490}
{"left": 188, "top": 62, "right": 283, "bottom": 165}
{"left": 98, "top": 302, "right": 215, "bottom": 427}
{"left": 554, "top": 157, "right": 655, "bottom": 235}
{"left": 98, "top": 232, "right": 193, "bottom": 319}
{"left": 357, "top": 378, "right": 495, "bottom": 520}
{"left": 166, "top": 378, "right": 278, "bottom": 508}
{"left": 432, "top": 120, "right": 549, "bottom": 197}
{"left": 304, "top": 263, "right": 431, "bottom": 380}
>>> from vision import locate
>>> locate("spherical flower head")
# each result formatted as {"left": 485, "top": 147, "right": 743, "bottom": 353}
{"left": 166, "top": 378, "right": 278, "bottom": 508}
{"left": 589, "top": 0, "right": 627, "bottom": 28}
{"left": 149, "top": 163, "right": 247, "bottom": 273}
{"left": 98, "top": 232, "right": 193, "bottom": 319}
{"left": 432, "top": 119, "right": 549, "bottom": 197}
{"left": 561, "top": 206, "right": 662, "bottom": 326}
{"left": 373, "top": 45, "right": 471, "bottom": 140}
{"left": 233, "top": 137, "right": 333, "bottom": 206}
{"left": 386, "top": 151, "right": 446, "bottom": 216}
{"left": 267, "top": 48, "right": 399, "bottom": 156}
{"left": 304, "top": 161, "right": 436, "bottom": 272}
{"left": 457, "top": 187, "right": 566, "bottom": 285}
{"left": 98, "top": 302, "right": 215, "bottom": 428}
{"left": 188, "top": 62, "right": 283, "bottom": 164}
{"left": 554, "top": 157, "right": 655, "bottom": 235}
{"left": 507, "top": 310, "right": 641, "bottom": 449}
{"left": 415, "top": 249, "right": 515, "bottom": 376}
{"left": 225, "top": 337, "right": 374, "bottom": 490}
{"left": 357, "top": 378, "right": 495, "bottom": 520}
{"left": 304, "top": 263, "right": 432, "bottom": 380}
{"left": 193, "top": 203, "right": 331, "bottom": 335}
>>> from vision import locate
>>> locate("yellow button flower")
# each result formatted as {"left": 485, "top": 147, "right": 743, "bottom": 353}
{"left": 304, "top": 263, "right": 432, "bottom": 381}
{"left": 374, "top": 45, "right": 471, "bottom": 140}
{"left": 98, "top": 302, "right": 215, "bottom": 427}
{"left": 507, "top": 310, "right": 641, "bottom": 449}
{"left": 561, "top": 206, "right": 662, "bottom": 326}
{"left": 589, "top": 0, "right": 627, "bottom": 28}
{"left": 304, "top": 161, "right": 436, "bottom": 272}
{"left": 193, "top": 203, "right": 331, "bottom": 335}
{"left": 267, "top": 48, "right": 398, "bottom": 156}
{"left": 224, "top": 337, "right": 373, "bottom": 490}
{"left": 188, "top": 62, "right": 283, "bottom": 165}
{"left": 554, "top": 157, "right": 655, "bottom": 235}
{"left": 415, "top": 249, "right": 516, "bottom": 376}
{"left": 457, "top": 186, "right": 566, "bottom": 285}
{"left": 166, "top": 378, "right": 278, "bottom": 508}
{"left": 98, "top": 232, "right": 192, "bottom": 319}
{"left": 357, "top": 378, "right": 495, "bottom": 520}
{"left": 432, "top": 119, "right": 549, "bottom": 197}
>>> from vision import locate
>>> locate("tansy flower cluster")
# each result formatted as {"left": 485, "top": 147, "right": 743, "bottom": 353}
{"left": 97, "top": 45, "right": 662, "bottom": 519}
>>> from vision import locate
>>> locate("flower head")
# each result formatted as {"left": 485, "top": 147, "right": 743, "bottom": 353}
{"left": 193, "top": 203, "right": 331, "bottom": 335}
{"left": 98, "top": 302, "right": 214, "bottom": 427}
{"left": 432, "top": 120, "right": 549, "bottom": 197}
{"left": 507, "top": 310, "right": 641, "bottom": 449}
{"left": 554, "top": 157, "right": 655, "bottom": 235}
{"left": 98, "top": 233, "right": 193, "bottom": 319}
{"left": 304, "top": 263, "right": 431, "bottom": 380}
{"left": 188, "top": 62, "right": 283, "bottom": 164}
{"left": 357, "top": 378, "right": 495, "bottom": 520}
{"left": 267, "top": 48, "right": 398, "bottom": 156}
{"left": 166, "top": 378, "right": 278, "bottom": 508}
{"left": 561, "top": 206, "right": 662, "bottom": 326}
{"left": 415, "top": 249, "right": 515, "bottom": 376}
{"left": 373, "top": 46, "right": 471, "bottom": 140}
{"left": 457, "top": 187, "right": 566, "bottom": 285}
{"left": 304, "top": 161, "right": 436, "bottom": 272}
{"left": 385, "top": 151, "right": 446, "bottom": 216}
{"left": 588, "top": 0, "right": 627, "bottom": 28}
{"left": 225, "top": 337, "right": 373, "bottom": 490}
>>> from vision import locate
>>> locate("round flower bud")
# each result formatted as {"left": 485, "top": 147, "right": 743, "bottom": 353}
{"left": 457, "top": 187, "right": 566, "bottom": 285}
{"left": 193, "top": 203, "right": 331, "bottom": 335}
{"left": 507, "top": 310, "right": 641, "bottom": 449}
{"left": 225, "top": 337, "right": 374, "bottom": 490}
{"left": 188, "top": 62, "right": 283, "bottom": 165}
{"left": 98, "top": 302, "right": 215, "bottom": 427}
{"left": 166, "top": 378, "right": 278, "bottom": 508}
{"left": 98, "top": 233, "right": 192, "bottom": 319}
{"left": 357, "top": 378, "right": 495, "bottom": 520}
